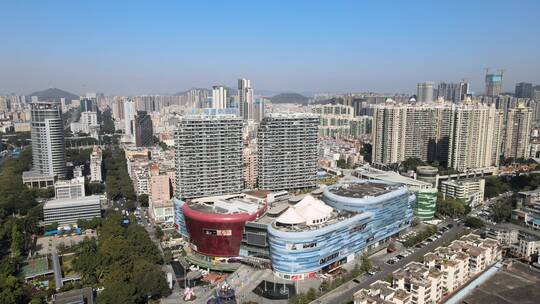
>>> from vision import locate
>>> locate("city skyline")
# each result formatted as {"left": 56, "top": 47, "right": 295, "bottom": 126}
{"left": 1, "top": 1, "right": 540, "bottom": 95}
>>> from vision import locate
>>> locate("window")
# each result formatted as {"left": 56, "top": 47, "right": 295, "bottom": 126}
{"left": 303, "top": 242, "right": 317, "bottom": 249}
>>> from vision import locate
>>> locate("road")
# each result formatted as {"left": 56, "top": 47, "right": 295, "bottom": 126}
{"left": 311, "top": 221, "right": 466, "bottom": 304}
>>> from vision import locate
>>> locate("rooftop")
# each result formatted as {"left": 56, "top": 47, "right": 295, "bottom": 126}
{"left": 187, "top": 194, "right": 265, "bottom": 215}
{"left": 44, "top": 195, "right": 102, "bottom": 210}
{"left": 354, "top": 165, "right": 433, "bottom": 189}
{"left": 328, "top": 181, "right": 400, "bottom": 198}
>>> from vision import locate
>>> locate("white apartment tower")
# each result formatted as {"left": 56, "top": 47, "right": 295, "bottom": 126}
{"left": 174, "top": 113, "right": 243, "bottom": 199}
{"left": 257, "top": 113, "right": 319, "bottom": 190}
{"left": 123, "top": 100, "right": 136, "bottom": 142}
{"left": 90, "top": 145, "right": 103, "bottom": 182}
{"left": 238, "top": 78, "right": 254, "bottom": 120}
{"left": 417, "top": 82, "right": 435, "bottom": 102}
{"left": 372, "top": 102, "right": 452, "bottom": 165}
{"left": 504, "top": 103, "right": 532, "bottom": 159}
{"left": 448, "top": 102, "right": 503, "bottom": 171}
{"left": 30, "top": 102, "right": 66, "bottom": 179}
{"left": 212, "top": 86, "right": 228, "bottom": 109}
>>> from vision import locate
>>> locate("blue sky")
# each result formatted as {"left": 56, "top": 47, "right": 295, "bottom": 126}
{"left": 1, "top": 0, "right": 539, "bottom": 95}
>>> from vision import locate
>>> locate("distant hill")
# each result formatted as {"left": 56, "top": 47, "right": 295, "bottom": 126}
{"left": 270, "top": 93, "right": 310, "bottom": 105}
{"left": 27, "top": 88, "right": 79, "bottom": 102}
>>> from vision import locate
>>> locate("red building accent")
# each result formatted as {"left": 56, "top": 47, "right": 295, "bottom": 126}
{"left": 182, "top": 203, "right": 266, "bottom": 257}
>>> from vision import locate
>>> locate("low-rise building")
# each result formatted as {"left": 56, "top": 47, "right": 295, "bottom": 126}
{"left": 54, "top": 177, "right": 85, "bottom": 200}
{"left": 393, "top": 262, "right": 443, "bottom": 304}
{"left": 354, "top": 281, "right": 411, "bottom": 304}
{"left": 43, "top": 195, "right": 102, "bottom": 226}
{"left": 439, "top": 179, "right": 485, "bottom": 207}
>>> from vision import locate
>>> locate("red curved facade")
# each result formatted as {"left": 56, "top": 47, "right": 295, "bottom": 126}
{"left": 183, "top": 203, "right": 267, "bottom": 257}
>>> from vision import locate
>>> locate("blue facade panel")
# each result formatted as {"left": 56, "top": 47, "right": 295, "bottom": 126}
{"left": 267, "top": 180, "right": 414, "bottom": 278}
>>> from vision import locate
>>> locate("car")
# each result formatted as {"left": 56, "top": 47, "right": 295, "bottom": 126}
{"left": 367, "top": 271, "right": 376, "bottom": 276}
{"left": 396, "top": 254, "right": 404, "bottom": 260}
{"left": 386, "top": 259, "right": 396, "bottom": 265}
{"left": 447, "top": 224, "right": 454, "bottom": 228}
{"left": 353, "top": 278, "right": 361, "bottom": 283}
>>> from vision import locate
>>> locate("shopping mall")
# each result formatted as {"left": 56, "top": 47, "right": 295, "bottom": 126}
{"left": 267, "top": 180, "right": 414, "bottom": 280}
{"left": 174, "top": 179, "right": 415, "bottom": 279}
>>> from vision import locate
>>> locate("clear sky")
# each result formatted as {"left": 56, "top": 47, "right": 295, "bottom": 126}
{"left": 1, "top": 0, "right": 539, "bottom": 96}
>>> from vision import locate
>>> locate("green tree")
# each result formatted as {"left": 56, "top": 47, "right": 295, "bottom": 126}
{"left": 464, "top": 216, "right": 485, "bottom": 228}
{"left": 491, "top": 200, "right": 513, "bottom": 222}
{"left": 138, "top": 194, "right": 149, "bottom": 207}
{"left": 360, "top": 254, "right": 372, "bottom": 273}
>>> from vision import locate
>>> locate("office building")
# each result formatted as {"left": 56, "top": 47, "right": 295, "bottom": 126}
{"left": 257, "top": 113, "right": 319, "bottom": 191}
{"left": 212, "top": 86, "right": 228, "bottom": 109}
{"left": 174, "top": 112, "right": 243, "bottom": 199}
{"left": 123, "top": 100, "right": 136, "bottom": 142}
{"left": 268, "top": 180, "right": 414, "bottom": 279}
{"left": 29, "top": 102, "right": 67, "bottom": 179}
{"left": 485, "top": 70, "right": 503, "bottom": 96}
{"left": 54, "top": 177, "right": 85, "bottom": 200}
{"left": 504, "top": 103, "right": 532, "bottom": 159}
{"left": 416, "top": 82, "right": 434, "bottom": 102}
{"left": 238, "top": 78, "right": 254, "bottom": 120}
{"left": 515, "top": 82, "right": 534, "bottom": 99}
{"left": 134, "top": 111, "right": 154, "bottom": 147}
{"left": 42, "top": 195, "right": 102, "bottom": 226}
{"left": 90, "top": 146, "right": 102, "bottom": 182}
{"left": 372, "top": 102, "right": 452, "bottom": 165}
{"left": 440, "top": 179, "right": 485, "bottom": 207}
{"left": 448, "top": 102, "right": 503, "bottom": 171}
{"left": 436, "top": 81, "right": 469, "bottom": 102}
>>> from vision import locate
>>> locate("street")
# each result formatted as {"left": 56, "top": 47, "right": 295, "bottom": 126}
{"left": 311, "top": 220, "right": 466, "bottom": 304}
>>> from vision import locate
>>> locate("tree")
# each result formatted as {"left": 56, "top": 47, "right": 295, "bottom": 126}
{"left": 360, "top": 254, "right": 372, "bottom": 273}
{"left": 400, "top": 157, "right": 426, "bottom": 172}
{"left": 138, "top": 194, "right": 149, "bottom": 207}
{"left": 491, "top": 200, "right": 513, "bottom": 223}
{"left": 464, "top": 216, "right": 485, "bottom": 228}
{"left": 155, "top": 226, "right": 164, "bottom": 240}
{"left": 484, "top": 176, "right": 510, "bottom": 198}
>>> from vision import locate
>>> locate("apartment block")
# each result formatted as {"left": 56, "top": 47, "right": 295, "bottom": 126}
{"left": 257, "top": 113, "right": 319, "bottom": 191}
{"left": 90, "top": 146, "right": 102, "bottom": 182}
{"left": 393, "top": 262, "right": 443, "bottom": 304}
{"left": 504, "top": 103, "right": 532, "bottom": 159}
{"left": 354, "top": 281, "right": 411, "bottom": 304}
{"left": 174, "top": 113, "right": 243, "bottom": 199}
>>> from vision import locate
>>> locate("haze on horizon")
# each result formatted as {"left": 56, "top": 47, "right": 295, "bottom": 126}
{"left": 1, "top": 0, "right": 539, "bottom": 96}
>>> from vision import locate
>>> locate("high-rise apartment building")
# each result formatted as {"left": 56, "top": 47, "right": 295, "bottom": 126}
{"left": 238, "top": 78, "right": 254, "bottom": 120}
{"left": 312, "top": 104, "right": 354, "bottom": 138}
{"left": 416, "top": 82, "right": 434, "bottom": 102}
{"left": 485, "top": 71, "right": 503, "bottom": 96}
{"left": 29, "top": 102, "right": 66, "bottom": 179}
{"left": 257, "top": 113, "right": 319, "bottom": 190}
{"left": 515, "top": 82, "right": 534, "bottom": 99}
{"left": 504, "top": 103, "right": 532, "bottom": 159}
{"left": 372, "top": 102, "right": 452, "bottom": 165}
{"left": 90, "top": 145, "right": 102, "bottom": 182}
{"left": 448, "top": 102, "right": 503, "bottom": 171}
{"left": 134, "top": 111, "right": 154, "bottom": 147}
{"left": 212, "top": 86, "right": 228, "bottom": 109}
{"left": 123, "top": 100, "right": 136, "bottom": 142}
{"left": 112, "top": 98, "right": 124, "bottom": 120}
{"left": 174, "top": 113, "right": 243, "bottom": 199}
{"left": 436, "top": 81, "right": 469, "bottom": 102}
